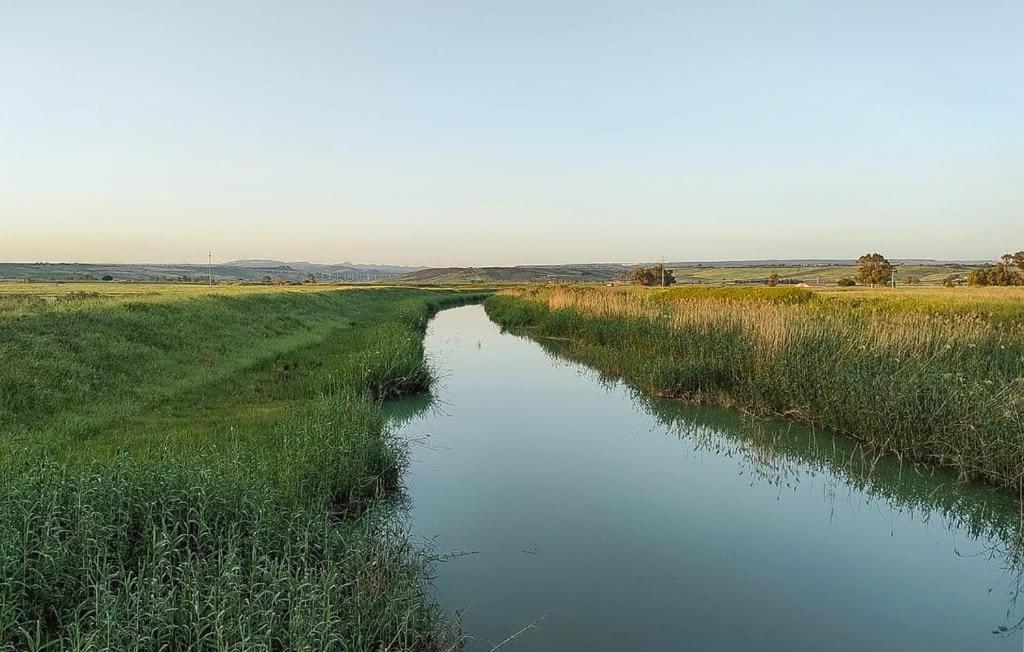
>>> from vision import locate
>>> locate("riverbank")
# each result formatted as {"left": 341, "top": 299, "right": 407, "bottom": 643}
{"left": 485, "top": 286, "right": 1024, "bottom": 494}
{"left": 0, "top": 285, "right": 486, "bottom": 649}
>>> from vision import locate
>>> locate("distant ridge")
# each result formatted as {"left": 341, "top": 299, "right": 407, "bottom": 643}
{"left": 0, "top": 260, "right": 423, "bottom": 282}
{"left": 225, "top": 259, "right": 423, "bottom": 275}
{"left": 0, "top": 258, "right": 986, "bottom": 285}
{"left": 397, "top": 260, "right": 986, "bottom": 285}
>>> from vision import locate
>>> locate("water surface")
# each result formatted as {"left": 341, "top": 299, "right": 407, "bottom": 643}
{"left": 392, "top": 305, "right": 1023, "bottom": 650}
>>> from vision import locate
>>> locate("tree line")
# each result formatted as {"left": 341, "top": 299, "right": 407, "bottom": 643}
{"left": 630, "top": 264, "right": 676, "bottom": 286}
{"left": 967, "top": 251, "right": 1024, "bottom": 286}
{"left": 628, "top": 251, "right": 1023, "bottom": 288}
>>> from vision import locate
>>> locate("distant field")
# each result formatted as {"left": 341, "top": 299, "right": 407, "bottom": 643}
{"left": 397, "top": 262, "right": 980, "bottom": 285}
{"left": 3, "top": 260, "right": 982, "bottom": 286}
{"left": 0, "top": 260, "right": 418, "bottom": 283}
{"left": 672, "top": 263, "right": 973, "bottom": 285}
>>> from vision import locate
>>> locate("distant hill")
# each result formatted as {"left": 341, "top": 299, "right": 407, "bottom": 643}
{"left": 397, "top": 264, "right": 629, "bottom": 284}
{"left": 225, "top": 260, "right": 422, "bottom": 276}
{"left": 0, "top": 261, "right": 422, "bottom": 283}
{"left": 1, "top": 259, "right": 986, "bottom": 286}
{"left": 665, "top": 258, "right": 988, "bottom": 268}
{"left": 397, "top": 260, "right": 985, "bottom": 286}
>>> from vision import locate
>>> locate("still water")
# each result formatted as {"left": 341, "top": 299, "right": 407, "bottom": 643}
{"left": 391, "top": 305, "right": 1023, "bottom": 650}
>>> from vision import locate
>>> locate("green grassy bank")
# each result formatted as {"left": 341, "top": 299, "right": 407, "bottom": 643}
{"left": 486, "top": 286, "right": 1024, "bottom": 495}
{"left": 0, "top": 286, "right": 486, "bottom": 650}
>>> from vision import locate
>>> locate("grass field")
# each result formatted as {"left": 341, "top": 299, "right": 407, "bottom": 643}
{"left": 391, "top": 262, "right": 980, "bottom": 286}
{"left": 671, "top": 263, "right": 972, "bottom": 285}
{"left": 0, "top": 283, "right": 487, "bottom": 650}
{"left": 486, "top": 285, "right": 1024, "bottom": 494}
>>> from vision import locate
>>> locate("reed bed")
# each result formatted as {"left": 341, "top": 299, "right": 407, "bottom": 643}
{"left": 487, "top": 286, "right": 1024, "bottom": 493}
{"left": 0, "top": 286, "right": 485, "bottom": 650}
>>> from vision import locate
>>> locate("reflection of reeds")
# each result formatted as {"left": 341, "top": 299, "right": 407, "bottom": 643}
{"left": 488, "top": 286, "right": 1024, "bottom": 494}
{"left": 527, "top": 318, "right": 1024, "bottom": 636}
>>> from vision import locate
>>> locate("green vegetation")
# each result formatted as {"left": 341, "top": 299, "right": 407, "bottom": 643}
{"left": 396, "top": 262, "right": 982, "bottom": 286}
{"left": 0, "top": 284, "right": 486, "bottom": 650}
{"left": 629, "top": 264, "right": 676, "bottom": 286}
{"left": 855, "top": 252, "right": 894, "bottom": 286}
{"left": 486, "top": 285, "right": 1024, "bottom": 494}
{"left": 966, "top": 261, "right": 1024, "bottom": 286}
{"left": 0, "top": 261, "right": 418, "bottom": 283}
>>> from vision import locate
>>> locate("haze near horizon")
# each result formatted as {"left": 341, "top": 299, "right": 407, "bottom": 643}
{"left": 2, "top": 1, "right": 1020, "bottom": 266}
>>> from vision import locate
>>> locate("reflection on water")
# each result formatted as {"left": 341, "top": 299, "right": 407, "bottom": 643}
{"left": 390, "top": 305, "right": 1024, "bottom": 651}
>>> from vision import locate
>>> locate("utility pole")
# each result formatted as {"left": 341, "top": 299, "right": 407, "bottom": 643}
{"left": 891, "top": 267, "right": 896, "bottom": 288}
{"left": 208, "top": 251, "right": 213, "bottom": 286}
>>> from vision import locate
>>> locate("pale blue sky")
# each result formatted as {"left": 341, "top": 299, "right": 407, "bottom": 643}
{"left": 2, "top": 1, "right": 1020, "bottom": 265}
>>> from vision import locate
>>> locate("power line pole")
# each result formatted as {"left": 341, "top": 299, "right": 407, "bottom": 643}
{"left": 208, "top": 251, "right": 213, "bottom": 286}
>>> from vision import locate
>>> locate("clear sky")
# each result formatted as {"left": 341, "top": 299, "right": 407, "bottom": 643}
{"left": 2, "top": 1, "right": 1021, "bottom": 266}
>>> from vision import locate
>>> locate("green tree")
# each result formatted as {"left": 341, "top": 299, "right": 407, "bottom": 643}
{"left": 1012, "top": 250, "right": 1024, "bottom": 270}
{"left": 836, "top": 278, "right": 856, "bottom": 287}
{"left": 631, "top": 265, "right": 676, "bottom": 287}
{"left": 652, "top": 264, "right": 675, "bottom": 286}
{"left": 855, "top": 253, "right": 894, "bottom": 286}
{"left": 970, "top": 262, "right": 1023, "bottom": 286}
{"left": 968, "top": 267, "right": 991, "bottom": 286}
{"left": 630, "top": 267, "right": 653, "bottom": 286}
{"left": 942, "top": 275, "right": 959, "bottom": 287}
{"left": 905, "top": 276, "right": 921, "bottom": 285}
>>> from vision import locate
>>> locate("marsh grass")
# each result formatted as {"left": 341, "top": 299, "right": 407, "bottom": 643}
{"left": 0, "top": 285, "right": 485, "bottom": 650}
{"left": 487, "top": 285, "right": 1024, "bottom": 493}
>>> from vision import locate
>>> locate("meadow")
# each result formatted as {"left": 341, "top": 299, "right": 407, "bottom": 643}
{"left": 669, "top": 263, "right": 972, "bottom": 285}
{"left": 486, "top": 285, "right": 1024, "bottom": 494}
{"left": 0, "top": 283, "right": 487, "bottom": 650}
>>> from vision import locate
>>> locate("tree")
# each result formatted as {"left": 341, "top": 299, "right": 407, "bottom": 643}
{"left": 905, "top": 276, "right": 921, "bottom": 285}
{"left": 1012, "top": 251, "right": 1024, "bottom": 271}
{"left": 969, "top": 262, "right": 1023, "bottom": 286}
{"left": 101, "top": 274, "right": 114, "bottom": 281}
{"left": 631, "top": 265, "right": 676, "bottom": 287}
{"left": 836, "top": 278, "right": 856, "bottom": 287}
{"left": 855, "top": 253, "right": 893, "bottom": 286}
{"left": 968, "top": 267, "right": 991, "bottom": 286}
{"left": 1000, "top": 250, "right": 1024, "bottom": 276}
{"left": 766, "top": 273, "right": 780, "bottom": 287}
{"left": 630, "top": 267, "right": 652, "bottom": 285}
{"left": 991, "top": 264, "right": 1017, "bottom": 286}
{"left": 942, "top": 275, "right": 959, "bottom": 287}
{"left": 651, "top": 264, "right": 675, "bottom": 286}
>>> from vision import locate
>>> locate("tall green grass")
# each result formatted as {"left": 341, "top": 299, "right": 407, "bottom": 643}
{"left": 0, "top": 287, "right": 485, "bottom": 650}
{"left": 486, "top": 286, "right": 1024, "bottom": 494}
